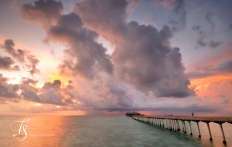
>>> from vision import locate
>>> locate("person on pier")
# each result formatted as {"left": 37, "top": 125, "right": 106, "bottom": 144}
{"left": 192, "top": 112, "right": 194, "bottom": 117}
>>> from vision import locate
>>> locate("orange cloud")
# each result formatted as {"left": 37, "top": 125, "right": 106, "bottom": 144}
{"left": 190, "top": 73, "right": 232, "bottom": 104}
{"left": 190, "top": 73, "right": 232, "bottom": 87}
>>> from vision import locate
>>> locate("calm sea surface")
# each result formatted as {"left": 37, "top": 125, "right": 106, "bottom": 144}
{"left": 0, "top": 115, "right": 231, "bottom": 147}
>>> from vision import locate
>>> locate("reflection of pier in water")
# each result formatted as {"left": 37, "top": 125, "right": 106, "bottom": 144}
{"left": 130, "top": 115, "right": 232, "bottom": 144}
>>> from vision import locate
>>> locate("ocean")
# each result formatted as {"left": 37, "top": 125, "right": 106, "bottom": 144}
{"left": 0, "top": 115, "right": 231, "bottom": 147}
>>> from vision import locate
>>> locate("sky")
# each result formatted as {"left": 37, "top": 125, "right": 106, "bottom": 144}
{"left": 0, "top": 0, "right": 232, "bottom": 116}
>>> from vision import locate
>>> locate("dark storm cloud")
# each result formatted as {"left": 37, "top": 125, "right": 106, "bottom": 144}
{"left": 100, "top": 104, "right": 219, "bottom": 113}
{"left": 47, "top": 13, "right": 114, "bottom": 79}
{"left": 75, "top": 0, "right": 193, "bottom": 98}
{"left": 18, "top": 0, "right": 194, "bottom": 113}
{"left": 20, "top": 1, "right": 114, "bottom": 79}
{"left": 20, "top": 0, "right": 63, "bottom": 28}
{"left": 0, "top": 55, "right": 19, "bottom": 70}
{"left": 188, "top": 59, "right": 232, "bottom": 79}
{"left": 74, "top": 0, "right": 128, "bottom": 43}
{"left": 1, "top": 39, "right": 40, "bottom": 75}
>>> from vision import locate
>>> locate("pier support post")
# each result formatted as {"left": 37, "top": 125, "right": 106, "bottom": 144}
{"left": 170, "top": 119, "right": 173, "bottom": 130}
{"left": 172, "top": 120, "right": 175, "bottom": 131}
{"left": 165, "top": 119, "right": 168, "bottom": 129}
{"left": 183, "top": 121, "right": 187, "bottom": 133}
{"left": 219, "top": 123, "right": 226, "bottom": 144}
{"left": 164, "top": 119, "right": 167, "bottom": 128}
{"left": 188, "top": 121, "right": 192, "bottom": 135}
{"left": 177, "top": 120, "right": 180, "bottom": 131}
{"left": 206, "top": 122, "right": 212, "bottom": 140}
{"left": 168, "top": 119, "right": 172, "bottom": 130}
{"left": 182, "top": 121, "right": 185, "bottom": 133}
{"left": 196, "top": 122, "right": 201, "bottom": 138}
{"left": 173, "top": 120, "right": 176, "bottom": 131}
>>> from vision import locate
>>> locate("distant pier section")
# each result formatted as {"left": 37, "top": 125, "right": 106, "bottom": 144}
{"left": 129, "top": 115, "right": 232, "bottom": 144}
{"left": 125, "top": 112, "right": 144, "bottom": 117}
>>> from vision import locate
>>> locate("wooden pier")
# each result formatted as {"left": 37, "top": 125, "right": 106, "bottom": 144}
{"left": 131, "top": 115, "right": 232, "bottom": 144}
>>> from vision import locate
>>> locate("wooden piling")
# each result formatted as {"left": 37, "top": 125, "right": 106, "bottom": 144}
{"left": 206, "top": 122, "right": 212, "bottom": 140}
{"left": 176, "top": 120, "right": 180, "bottom": 131}
{"left": 196, "top": 121, "right": 201, "bottom": 138}
{"left": 188, "top": 121, "right": 192, "bottom": 135}
{"left": 219, "top": 123, "right": 226, "bottom": 144}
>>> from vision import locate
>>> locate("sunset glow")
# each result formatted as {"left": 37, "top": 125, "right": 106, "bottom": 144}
{"left": 0, "top": 0, "right": 232, "bottom": 116}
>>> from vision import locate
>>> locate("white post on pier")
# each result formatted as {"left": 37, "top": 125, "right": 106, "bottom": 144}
{"left": 219, "top": 123, "right": 226, "bottom": 144}
{"left": 206, "top": 122, "right": 212, "bottom": 140}
{"left": 188, "top": 121, "right": 192, "bottom": 135}
{"left": 196, "top": 122, "right": 201, "bottom": 138}
{"left": 164, "top": 119, "right": 166, "bottom": 128}
{"left": 183, "top": 121, "right": 187, "bottom": 133}
{"left": 181, "top": 121, "right": 184, "bottom": 132}
{"left": 176, "top": 120, "right": 180, "bottom": 131}
{"left": 173, "top": 120, "right": 176, "bottom": 131}
{"left": 172, "top": 120, "right": 175, "bottom": 130}
{"left": 170, "top": 119, "right": 172, "bottom": 130}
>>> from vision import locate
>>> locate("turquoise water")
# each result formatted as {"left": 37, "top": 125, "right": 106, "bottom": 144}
{"left": 0, "top": 116, "right": 231, "bottom": 147}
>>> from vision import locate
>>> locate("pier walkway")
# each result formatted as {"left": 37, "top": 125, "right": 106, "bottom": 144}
{"left": 131, "top": 115, "right": 232, "bottom": 144}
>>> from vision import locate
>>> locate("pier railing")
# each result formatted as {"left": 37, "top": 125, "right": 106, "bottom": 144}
{"left": 131, "top": 115, "right": 232, "bottom": 144}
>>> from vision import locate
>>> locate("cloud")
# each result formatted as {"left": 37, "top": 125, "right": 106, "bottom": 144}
{"left": 0, "top": 55, "right": 19, "bottom": 70}
{"left": 20, "top": 0, "right": 63, "bottom": 29}
{"left": 195, "top": 81, "right": 232, "bottom": 108}
{"left": 158, "top": 0, "right": 186, "bottom": 31}
{"left": 209, "top": 41, "right": 221, "bottom": 48}
{"left": 205, "top": 12, "right": 215, "bottom": 29}
{"left": 188, "top": 59, "right": 232, "bottom": 79}
{"left": 1, "top": 39, "right": 40, "bottom": 76}
{"left": 216, "top": 59, "right": 232, "bottom": 73}
{"left": 197, "top": 39, "right": 207, "bottom": 47}
{"left": 2, "top": 39, "right": 26, "bottom": 62}
{"left": 99, "top": 104, "right": 220, "bottom": 113}
{"left": 75, "top": 0, "right": 193, "bottom": 98}
{"left": 74, "top": 0, "right": 128, "bottom": 44}
{"left": 47, "top": 13, "right": 114, "bottom": 79}
{"left": 191, "top": 25, "right": 221, "bottom": 49}
{"left": 20, "top": 1, "right": 114, "bottom": 79}
{"left": 20, "top": 78, "right": 70, "bottom": 105}
{"left": 0, "top": 74, "right": 19, "bottom": 98}
{"left": 16, "top": 0, "right": 196, "bottom": 114}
